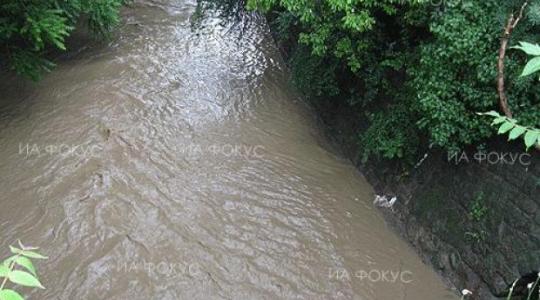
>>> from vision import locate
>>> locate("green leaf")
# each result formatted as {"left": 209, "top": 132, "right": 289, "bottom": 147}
{"left": 9, "top": 246, "right": 47, "bottom": 259}
{"left": 8, "top": 270, "right": 44, "bottom": 288}
{"left": 525, "top": 130, "right": 540, "bottom": 149}
{"left": 3, "top": 255, "right": 16, "bottom": 267}
{"left": 498, "top": 121, "right": 515, "bottom": 134}
{"left": 520, "top": 56, "right": 540, "bottom": 77}
{"left": 0, "top": 265, "right": 10, "bottom": 277}
{"left": 9, "top": 246, "right": 20, "bottom": 255}
{"left": 512, "top": 41, "right": 540, "bottom": 56}
{"left": 492, "top": 116, "right": 506, "bottom": 125}
{"left": 480, "top": 111, "right": 500, "bottom": 117}
{"left": 13, "top": 257, "right": 36, "bottom": 276}
{"left": 508, "top": 126, "right": 527, "bottom": 140}
{"left": 0, "top": 289, "right": 24, "bottom": 300}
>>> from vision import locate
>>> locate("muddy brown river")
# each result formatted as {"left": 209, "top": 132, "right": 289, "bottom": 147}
{"left": 0, "top": 1, "right": 459, "bottom": 299}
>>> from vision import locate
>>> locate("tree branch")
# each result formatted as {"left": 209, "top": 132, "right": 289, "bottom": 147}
{"left": 496, "top": 1, "right": 540, "bottom": 151}
{"left": 497, "top": 1, "right": 529, "bottom": 119}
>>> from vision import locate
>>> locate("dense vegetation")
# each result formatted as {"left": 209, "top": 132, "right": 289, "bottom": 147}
{"left": 0, "top": 0, "right": 126, "bottom": 80}
{"left": 247, "top": 0, "right": 540, "bottom": 162}
{"left": 4, "top": 0, "right": 540, "bottom": 161}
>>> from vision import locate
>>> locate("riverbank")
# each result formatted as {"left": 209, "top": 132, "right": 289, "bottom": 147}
{"left": 308, "top": 81, "right": 540, "bottom": 300}
{"left": 248, "top": 1, "right": 540, "bottom": 297}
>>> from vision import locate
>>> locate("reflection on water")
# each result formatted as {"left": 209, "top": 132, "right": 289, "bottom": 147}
{"left": 0, "top": 0, "right": 457, "bottom": 299}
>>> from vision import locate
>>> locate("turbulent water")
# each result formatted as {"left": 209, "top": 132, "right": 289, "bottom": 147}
{"left": 0, "top": 1, "right": 458, "bottom": 299}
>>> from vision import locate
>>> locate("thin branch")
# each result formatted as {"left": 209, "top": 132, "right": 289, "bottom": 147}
{"left": 498, "top": 18, "right": 513, "bottom": 118}
{"left": 497, "top": 1, "right": 529, "bottom": 119}
{"left": 512, "top": 1, "right": 529, "bottom": 28}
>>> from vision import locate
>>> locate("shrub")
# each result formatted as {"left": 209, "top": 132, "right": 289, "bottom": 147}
{"left": 0, "top": 0, "right": 126, "bottom": 80}
{"left": 248, "top": 0, "right": 540, "bottom": 161}
{"left": 409, "top": 1, "right": 540, "bottom": 153}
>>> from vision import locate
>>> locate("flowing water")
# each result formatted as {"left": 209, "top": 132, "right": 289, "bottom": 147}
{"left": 0, "top": 1, "right": 458, "bottom": 299}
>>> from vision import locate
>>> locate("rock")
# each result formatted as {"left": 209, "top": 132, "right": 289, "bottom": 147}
{"left": 450, "top": 252, "right": 461, "bottom": 270}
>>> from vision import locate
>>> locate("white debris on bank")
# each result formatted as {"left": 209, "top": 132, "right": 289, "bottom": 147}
{"left": 373, "top": 195, "right": 397, "bottom": 208}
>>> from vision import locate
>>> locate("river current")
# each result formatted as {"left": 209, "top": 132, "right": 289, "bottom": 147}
{"left": 0, "top": 1, "right": 458, "bottom": 299}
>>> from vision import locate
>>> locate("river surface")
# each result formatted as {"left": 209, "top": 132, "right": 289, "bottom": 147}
{"left": 0, "top": 1, "right": 458, "bottom": 299}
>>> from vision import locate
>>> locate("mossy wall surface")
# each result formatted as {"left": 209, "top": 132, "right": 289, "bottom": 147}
{"left": 315, "top": 97, "right": 540, "bottom": 299}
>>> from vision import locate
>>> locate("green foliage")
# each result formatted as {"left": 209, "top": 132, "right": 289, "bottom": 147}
{"left": 469, "top": 192, "right": 488, "bottom": 222}
{"left": 464, "top": 192, "right": 488, "bottom": 244}
{"left": 0, "top": 241, "right": 47, "bottom": 300}
{"left": 409, "top": 1, "right": 497, "bottom": 151}
{"left": 247, "top": 0, "right": 425, "bottom": 73}
{"left": 360, "top": 102, "right": 419, "bottom": 161}
{"left": 249, "top": 0, "right": 540, "bottom": 161}
{"left": 288, "top": 45, "right": 340, "bottom": 99}
{"left": 406, "top": 1, "right": 540, "bottom": 153}
{"left": 247, "top": 0, "right": 429, "bottom": 161}
{"left": 513, "top": 41, "right": 540, "bottom": 78}
{"left": 476, "top": 41, "right": 540, "bottom": 151}
{"left": 480, "top": 111, "right": 540, "bottom": 150}
{"left": 0, "top": 0, "right": 126, "bottom": 80}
